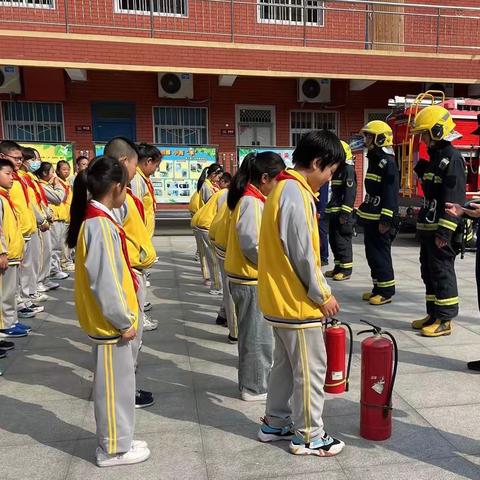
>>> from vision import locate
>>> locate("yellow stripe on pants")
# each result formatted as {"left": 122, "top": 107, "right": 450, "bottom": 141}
{"left": 297, "top": 330, "right": 312, "bottom": 443}
{"left": 104, "top": 346, "right": 113, "bottom": 454}
{"left": 108, "top": 344, "right": 117, "bottom": 454}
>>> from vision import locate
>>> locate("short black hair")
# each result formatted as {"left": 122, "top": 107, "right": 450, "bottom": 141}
{"left": 137, "top": 143, "right": 162, "bottom": 163}
{"left": 293, "top": 130, "right": 345, "bottom": 170}
{"left": 0, "top": 140, "right": 22, "bottom": 156}
{"left": 104, "top": 136, "right": 138, "bottom": 162}
{"left": 56, "top": 160, "right": 70, "bottom": 173}
{"left": 21, "top": 147, "right": 36, "bottom": 162}
{"left": 76, "top": 155, "right": 88, "bottom": 165}
{"left": 220, "top": 172, "right": 232, "bottom": 183}
{"left": 0, "top": 158, "right": 15, "bottom": 170}
{"left": 35, "top": 162, "right": 53, "bottom": 178}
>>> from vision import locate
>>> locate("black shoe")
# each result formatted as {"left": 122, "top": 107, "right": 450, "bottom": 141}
{"left": 227, "top": 335, "right": 238, "bottom": 344}
{"left": 135, "top": 390, "right": 155, "bottom": 409}
{"left": 0, "top": 340, "right": 15, "bottom": 350}
{"left": 0, "top": 348, "right": 7, "bottom": 359}
{"left": 467, "top": 360, "right": 480, "bottom": 371}
{"left": 216, "top": 315, "right": 227, "bottom": 326}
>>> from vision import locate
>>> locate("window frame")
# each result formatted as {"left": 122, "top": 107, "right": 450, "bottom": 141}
{"left": 114, "top": 0, "right": 188, "bottom": 18}
{"left": 1, "top": 100, "right": 65, "bottom": 143}
{"left": 257, "top": 0, "right": 325, "bottom": 27}
{"left": 289, "top": 109, "right": 338, "bottom": 147}
{"left": 0, "top": 0, "right": 55, "bottom": 8}
{"left": 152, "top": 106, "right": 209, "bottom": 146}
{"left": 235, "top": 104, "right": 277, "bottom": 147}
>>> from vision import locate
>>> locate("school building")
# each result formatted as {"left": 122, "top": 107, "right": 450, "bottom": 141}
{"left": 0, "top": 0, "right": 480, "bottom": 205}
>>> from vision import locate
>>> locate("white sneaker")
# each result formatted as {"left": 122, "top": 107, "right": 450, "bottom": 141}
{"left": 50, "top": 272, "right": 69, "bottom": 280}
{"left": 241, "top": 390, "right": 268, "bottom": 402}
{"left": 145, "top": 280, "right": 151, "bottom": 288}
{"left": 143, "top": 314, "right": 158, "bottom": 331}
{"left": 44, "top": 281, "right": 60, "bottom": 291}
{"left": 209, "top": 289, "right": 223, "bottom": 296}
{"left": 143, "top": 302, "right": 152, "bottom": 312}
{"left": 37, "top": 283, "right": 49, "bottom": 293}
{"left": 62, "top": 263, "right": 75, "bottom": 272}
{"left": 96, "top": 444, "right": 151, "bottom": 467}
{"left": 29, "top": 293, "right": 48, "bottom": 302}
{"left": 132, "top": 440, "right": 148, "bottom": 449}
{"left": 29, "top": 303, "right": 45, "bottom": 314}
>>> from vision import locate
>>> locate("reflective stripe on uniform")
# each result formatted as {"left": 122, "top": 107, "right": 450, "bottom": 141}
{"left": 357, "top": 210, "right": 381, "bottom": 221}
{"left": 438, "top": 218, "right": 458, "bottom": 231}
{"left": 381, "top": 208, "right": 393, "bottom": 218}
{"left": 365, "top": 173, "right": 382, "bottom": 182}
{"left": 376, "top": 279, "right": 395, "bottom": 288}
{"left": 434, "top": 296, "right": 459, "bottom": 306}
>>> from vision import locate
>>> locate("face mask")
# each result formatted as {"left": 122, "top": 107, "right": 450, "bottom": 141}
{"left": 28, "top": 160, "right": 41, "bottom": 172}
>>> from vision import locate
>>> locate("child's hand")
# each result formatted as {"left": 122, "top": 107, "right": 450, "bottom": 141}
{"left": 121, "top": 325, "right": 137, "bottom": 342}
{"left": 0, "top": 254, "right": 8, "bottom": 273}
{"left": 320, "top": 295, "right": 340, "bottom": 318}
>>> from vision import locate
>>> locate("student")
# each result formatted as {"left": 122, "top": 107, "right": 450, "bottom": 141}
{"left": 257, "top": 130, "right": 345, "bottom": 457}
{"left": 66, "top": 156, "right": 150, "bottom": 467}
{"left": 55, "top": 160, "right": 74, "bottom": 272}
{"left": 0, "top": 158, "right": 30, "bottom": 342}
{"left": 225, "top": 152, "right": 285, "bottom": 402}
{"left": 35, "top": 161, "right": 69, "bottom": 282}
{"left": 198, "top": 163, "right": 223, "bottom": 208}
{"left": 131, "top": 144, "right": 162, "bottom": 239}
{"left": 75, "top": 155, "right": 89, "bottom": 174}
{"left": 104, "top": 136, "right": 156, "bottom": 407}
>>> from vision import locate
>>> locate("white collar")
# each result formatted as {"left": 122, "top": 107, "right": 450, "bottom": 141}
{"left": 90, "top": 199, "right": 116, "bottom": 222}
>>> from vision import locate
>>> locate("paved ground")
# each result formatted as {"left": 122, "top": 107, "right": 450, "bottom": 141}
{"left": 1, "top": 234, "right": 480, "bottom": 480}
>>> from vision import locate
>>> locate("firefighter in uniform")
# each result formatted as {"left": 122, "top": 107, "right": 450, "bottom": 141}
{"left": 325, "top": 141, "right": 357, "bottom": 281}
{"left": 357, "top": 121, "right": 399, "bottom": 305}
{"left": 411, "top": 105, "right": 466, "bottom": 337}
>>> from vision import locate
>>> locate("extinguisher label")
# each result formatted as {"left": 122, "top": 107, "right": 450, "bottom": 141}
{"left": 332, "top": 371, "right": 343, "bottom": 381}
{"left": 371, "top": 377, "right": 385, "bottom": 395}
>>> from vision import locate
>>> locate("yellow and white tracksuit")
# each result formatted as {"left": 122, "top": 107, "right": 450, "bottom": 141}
{"left": 131, "top": 167, "right": 156, "bottom": 239}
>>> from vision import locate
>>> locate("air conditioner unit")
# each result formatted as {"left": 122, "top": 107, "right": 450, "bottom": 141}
{"left": 298, "top": 78, "right": 331, "bottom": 103}
{"left": 158, "top": 72, "right": 193, "bottom": 99}
{"left": 423, "top": 82, "right": 454, "bottom": 98}
{"left": 0, "top": 66, "right": 21, "bottom": 94}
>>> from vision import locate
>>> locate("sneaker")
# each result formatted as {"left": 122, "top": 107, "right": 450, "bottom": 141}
{"left": 421, "top": 320, "right": 452, "bottom": 337}
{"left": 467, "top": 360, "right": 480, "bottom": 371}
{"left": 96, "top": 444, "right": 151, "bottom": 467}
{"left": 369, "top": 295, "right": 392, "bottom": 306}
{"left": 411, "top": 315, "right": 435, "bottom": 330}
{"left": 29, "top": 292, "right": 48, "bottom": 302}
{"left": 18, "top": 307, "right": 36, "bottom": 319}
{"left": 216, "top": 315, "right": 227, "bottom": 326}
{"left": 15, "top": 322, "right": 32, "bottom": 332}
{"left": 227, "top": 334, "right": 238, "bottom": 344}
{"left": 0, "top": 326, "right": 28, "bottom": 338}
{"left": 0, "top": 340, "right": 15, "bottom": 350}
{"left": 289, "top": 434, "right": 345, "bottom": 457}
{"left": 143, "top": 302, "right": 152, "bottom": 312}
{"left": 44, "top": 280, "right": 60, "bottom": 290}
{"left": 0, "top": 348, "right": 7, "bottom": 359}
{"left": 131, "top": 440, "right": 148, "bottom": 449}
{"left": 143, "top": 315, "right": 158, "bottom": 331}
{"left": 241, "top": 390, "right": 267, "bottom": 402}
{"left": 362, "top": 292, "right": 374, "bottom": 301}
{"left": 333, "top": 273, "right": 351, "bottom": 281}
{"left": 29, "top": 303, "right": 44, "bottom": 314}
{"left": 50, "top": 272, "right": 69, "bottom": 280}
{"left": 209, "top": 289, "right": 223, "bottom": 296}
{"left": 145, "top": 280, "right": 151, "bottom": 288}
{"left": 62, "top": 263, "right": 75, "bottom": 272}
{"left": 135, "top": 390, "right": 155, "bottom": 409}
{"left": 258, "top": 417, "right": 295, "bottom": 442}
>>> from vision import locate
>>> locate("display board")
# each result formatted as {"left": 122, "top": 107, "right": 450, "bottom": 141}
{"left": 237, "top": 147, "right": 294, "bottom": 169}
{"left": 95, "top": 144, "right": 217, "bottom": 204}
{"left": 20, "top": 142, "right": 75, "bottom": 172}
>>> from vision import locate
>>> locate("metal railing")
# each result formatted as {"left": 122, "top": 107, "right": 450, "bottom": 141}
{"left": 0, "top": 0, "right": 479, "bottom": 53}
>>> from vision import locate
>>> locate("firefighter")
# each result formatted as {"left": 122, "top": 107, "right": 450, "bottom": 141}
{"left": 411, "top": 105, "right": 466, "bottom": 337}
{"left": 357, "top": 121, "right": 399, "bottom": 305}
{"left": 325, "top": 141, "right": 357, "bottom": 280}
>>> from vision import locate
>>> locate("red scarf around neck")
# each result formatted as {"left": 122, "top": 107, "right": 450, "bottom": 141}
{"left": 243, "top": 183, "right": 266, "bottom": 203}
{"left": 276, "top": 170, "right": 297, "bottom": 182}
{"left": 0, "top": 189, "right": 18, "bottom": 220}
{"left": 127, "top": 187, "right": 145, "bottom": 222}
{"left": 58, "top": 178, "right": 71, "bottom": 203}
{"left": 12, "top": 172, "right": 29, "bottom": 206}
{"left": 22, "top": 173, "right": 44, "bottom": 206}
{"left": 84, "top": 203, "right": 139, "bottom": 292}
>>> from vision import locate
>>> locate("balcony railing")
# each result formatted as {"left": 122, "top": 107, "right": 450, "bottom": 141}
{"left": 0, "top": 0, "right": 479, "bottom": 53}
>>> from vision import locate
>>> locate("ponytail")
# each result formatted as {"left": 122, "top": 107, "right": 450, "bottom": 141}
{"left": 67, "top": 170, "right": 88, "bottom": 248}
{"left": 227, "top": 152, "right": 285, "bottom": 210}
{"left": 197, "top": 162, "right": 223, "bottom": 192}
{"left": 196, "top": 167, "right": 209, "bottom": 192}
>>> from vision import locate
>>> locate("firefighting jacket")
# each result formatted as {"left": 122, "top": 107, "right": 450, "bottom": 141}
{"left": 415, "top": 141, "right": 466, "bottom": 241}
{"left": 357, "top": 149, "right": 399, "bottom": 224}
{"left": 326, "top": 161, "right": 357, "bottom": 219}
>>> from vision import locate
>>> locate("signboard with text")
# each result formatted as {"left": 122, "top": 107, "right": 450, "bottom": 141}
{"left": 20, "top": 142, "right": 75, "bottom": 172}
{"left": 237, "top": 147, "right": 294, "bottom": 169}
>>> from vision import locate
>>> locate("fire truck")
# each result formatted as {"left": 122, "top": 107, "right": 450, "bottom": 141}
{"left": 386, "top": 91, "right": 480, "bottom": 229}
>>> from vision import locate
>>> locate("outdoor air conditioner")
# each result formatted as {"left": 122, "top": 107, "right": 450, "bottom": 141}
{"left": 0, "top": 66, "right": 21, "bottom": 94}
{"left": 158, "top": 73, "right": 193, "bottom": 99}
{"left": 423, "top": 82, "right": 454, "bottom": 98}
{"left": 298, "top": 78, "right": 331, "bottom": 103}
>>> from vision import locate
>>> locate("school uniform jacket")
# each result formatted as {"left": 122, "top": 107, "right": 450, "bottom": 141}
{"left": 258, "top": 169, "right": 331, "bottom": 328}
{"left": 18, "top": 171, "right": 48, "bottom": 227}
{"left": 188, "top": 191, "right": 200, "bottom": 216}
{"left": 191, "top": 189, "right": 227, "bottom": 231}
{"left": 11, "top": 173, "right": 37, "bottom": 239}
{"left": 225, "top": 185, "right": 264, "bottom": 285}
{"left": 75, "top": 201, "right": 139, "bottom": 344}
{"left": 0, "top": 187, "right": 25, "bottom": 265}
{"left": 415, "top": 141, "right": 466, "bottom": 241}
{"left": 199, "top": 178, "right": 216, "bottom": 208}
{"left": 326, "top": 161, "right": 357, "bottom": 219}
{"left": 38, "top": 179, "right": 66, "bottom": 222}
{"left": 53, "top": 178, "right": 72, "bottom": 223}
{"left": 131, "top": 168, "right": 156, "bottom": 238}
{"left": 357, "top": 149, "right": 399, "bottom": 224}
{"left": 209, "top": 201, "right": 231, "bottom": 260}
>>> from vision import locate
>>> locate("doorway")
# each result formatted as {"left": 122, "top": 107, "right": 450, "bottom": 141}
{"left": 236, "top": 105, "right": 276, "bottom": 146}
{"left": 92, "top": 102, "right": 136, "bottom": 142}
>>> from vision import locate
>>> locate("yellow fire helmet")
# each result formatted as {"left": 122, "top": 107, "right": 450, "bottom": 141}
{"left": 341, "top": 140, "right": 354, "bottom": 163}
{"left": 360, "top": 120, "right": 393, "bottom": 148}
{"left": 411, "top": 105, "right": 456, "bottom": 141}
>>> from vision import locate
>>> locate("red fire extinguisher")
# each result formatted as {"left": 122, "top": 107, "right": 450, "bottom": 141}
{"left": 358, "top": 320, "right": 398, "bottom": 441}
{"left": 324, "top": 318, "right": 353, "bottom": 394}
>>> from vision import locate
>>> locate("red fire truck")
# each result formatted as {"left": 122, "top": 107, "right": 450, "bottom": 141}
{"left": 387, "top": 91, "right": 480, "bottom": 228}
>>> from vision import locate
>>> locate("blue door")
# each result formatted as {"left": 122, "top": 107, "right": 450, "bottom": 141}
{"left": 92, "top": 102, "right": 136, "bottom": 142}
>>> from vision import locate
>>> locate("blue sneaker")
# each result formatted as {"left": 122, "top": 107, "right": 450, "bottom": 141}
{"left": 289, "top": 434, "right": 345, "bottom": 457}
{"left": 0, "top": 325, "right": 28, "bottom": 338}
{"left": 15, "top": 322, "right": 32, "bottom": 333}
{"left": 258, "top": 417, "right": 295, "bottom": 442}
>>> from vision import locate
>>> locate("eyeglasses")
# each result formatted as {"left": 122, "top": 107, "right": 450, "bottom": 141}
{"left": 2, "top": 153, "right": 23, "bottom": 162}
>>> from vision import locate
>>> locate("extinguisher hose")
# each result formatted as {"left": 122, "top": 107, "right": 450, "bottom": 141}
{"left": 344, "top": 322, "right": 354, "bottom": 392}
{"left": 383, "top": 331, "right": 399, "bottom": 418}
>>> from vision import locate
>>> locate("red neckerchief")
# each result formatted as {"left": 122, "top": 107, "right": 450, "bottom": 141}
{"left": 0, "top": 189, "right": 18, "bottom": 220}
{"left": 84, "top": 203, "right": 139, "bottom": 292}
{"left": 22, "top": 173, "right": 43, "bottom": 206}
{"left": 37, "top": 181, "right": 49, "bottom": 206}
{"left": 12, "top": 172, "right": 29, "bottom": 206}
{"left": 243, "top": 183, "right": 266, "bottom": 203}
{"left": 276, "top": 170, "right": 297, "bottom": 182}
{"left": 58, "top": 178, "right": 71, "bottom": 203}
{"left": 139, "top": 172, "right": 156, "bottom": 207}
{"left": 127, "top": 187, "right": 145, "bottom": 222}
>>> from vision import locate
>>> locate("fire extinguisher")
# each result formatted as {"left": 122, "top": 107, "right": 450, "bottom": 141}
{"left": 357, "top": 320, "right": 398, "bottom": 441}
{"left": 324, "top": 318, "right": 353, "bottom": 394}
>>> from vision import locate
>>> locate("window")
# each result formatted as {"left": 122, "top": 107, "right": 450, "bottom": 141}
{"left": 0, "top": 0, "right": 54, "bottom": 7}
{"left": 116, "top": 0, "right": 187, "bottom": 17}
{"left": 154, "top": 107, "right": 208, "bottom": 145}
{"left": 2, "top": 102, "right": 64, "bottom": 142}
{"left": 258, "top": 0, "right": 324, "bottom": 26}
{"left": 290, "top": 110, "right": 337, "bottom": 146}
